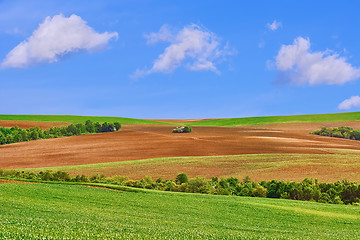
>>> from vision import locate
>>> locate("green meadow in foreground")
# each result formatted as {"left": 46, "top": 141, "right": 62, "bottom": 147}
{"left": 0, "top": 183, "right": 359, "bottom": 239}
{"left": 0, "top": 114, "right": 170, "bottom": 125}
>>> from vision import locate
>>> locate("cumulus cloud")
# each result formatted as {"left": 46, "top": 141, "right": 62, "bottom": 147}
{"left": 1, "top": 14, "right": 118, "bottom": 68}
{"left": 338, "top": 96, "right": 360, "bottom": 110}
{"left": 267, "top": 20, "right": 282, "bottom": 31}
{"left": 132, "top": 24, "right": 233, "bottom": 78}
{"left": 274, "top": 37, "right": 360, "bottom": 85}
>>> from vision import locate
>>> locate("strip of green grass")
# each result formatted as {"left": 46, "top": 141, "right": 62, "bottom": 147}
{"left": 0, "top": 114, "right": 172, "bottom": 125}
{"left": 189, "top": 111, "right": 360, "bottom": 126}
{"left": 0, "top": 183, "right": 359, "bottom": 239}
{"left": 2, "top": 111, "right": 360, "bottom": 127}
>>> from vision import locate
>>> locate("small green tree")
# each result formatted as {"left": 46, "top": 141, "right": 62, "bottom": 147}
{"left": 186, "top": 177, "right": 210, "bottom": 194}
{"left": 176, "top": 173, "right": 188, "bottom": 184}
{"left": 85, "top": 120, "right": 95, "bottom": 133}
{"left": 114, "top": 122, "right": 121, "bottom": 131}
{"left": 94, "top": 122, "right": 102, "bottom": 133}
{"left": 0, "top": 132, "right": 6, "bottom": 145}
{"left": 252, "top": 186, "right": 267, "bottom": 197}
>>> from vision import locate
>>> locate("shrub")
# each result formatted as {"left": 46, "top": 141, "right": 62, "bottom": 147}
{"left": 252, "top": 186, "right": 267, "bottom": 197}
{"left": 319, "top": 193, "right": 331, "bottom": 203}
{"left": 114, "top": 122, "right": 121, "bottom": 131}
{"left": 311, "top": 126, "right": 360, "bottom": 141}
{"left": 332, "top": 196, "right": 344, "bottom": 204}
{"left": 0, "top": 132, "right": 6, "bottom": 145}
{"left": 109, "top": 176, "right": 129, "bottom": 185}
{"left": 176, "top": 173, "right": 188, "bottom": 184}
{"left": 186, "top": 177, "right": 210, "bottom": 194}
{"left": 172, "top": 126, "right": 192, "bottom": 133}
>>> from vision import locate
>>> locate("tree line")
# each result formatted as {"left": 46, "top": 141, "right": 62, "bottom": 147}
{"left": 0, "top": 170, "right": 359, "bottom": 205}
{"left": 0, "top": 120, "right": 121, "bottom": 145}
{"left": 311, "top": 126, "right": 360, "bottom": 140}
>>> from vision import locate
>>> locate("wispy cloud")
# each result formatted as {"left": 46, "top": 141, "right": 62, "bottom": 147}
{"left": 5, "top": 27, "right": 23, "bottom": 36}
{"left": 267, "top": 20, "right": 282, "bottom": 31}
{"left": 1, "top": 14, "right": 118, "bottom": 69}
{"left": 338, "top": 96, "right": 360, "bottom": 110}
{"left": 273, "top": 37, "right": 360, "bottom": 85}
{"left": 132, "top": 24, "right": 234, "bottom": 78}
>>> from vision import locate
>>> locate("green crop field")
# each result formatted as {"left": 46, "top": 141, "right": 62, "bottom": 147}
{"left": 1, "top": 112, "right": 360, "bottom": 127}
{"left": 189, "top": 111, "right": 360, "bottom": 127}
{"left": 0, "top": 114, "right": 171, "bottom": 125}
{"left": 0, "top": 182, "right": 359, "bottom": 239}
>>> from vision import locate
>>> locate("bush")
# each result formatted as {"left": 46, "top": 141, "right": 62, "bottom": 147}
{"left": 176, "top": 173, "right": 188, "bottom": 184}
{"left": 311, "top": 126, "right": 360, "bottom": 141}
{"left": 252, "top": 186, "right": 267, "bottom": 197}
{"left": 186, "top": 177, "right": 210, "bottom": 194}
{"left": 172, "top": 126, "right": 192, "bottom": 133}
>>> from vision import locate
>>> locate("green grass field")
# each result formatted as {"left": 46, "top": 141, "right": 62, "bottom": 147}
{"left": 1, "top": 111, "right": 360, "bottom": 126}
{"left": 21, "top": 149, "right": 360, "bottom": 182}
{"left": 189, "top": 111, "right": 360, "bottom": 127}
{"left": 0, "top": 182, "right": 359, "bottom": 239}
{"left": 0, "top": 114, "right": 171, "bottom": 125}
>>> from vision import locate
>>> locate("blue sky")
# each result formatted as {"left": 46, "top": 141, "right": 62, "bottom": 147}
{"left": 1, "top": 0, "right": 360, "bottom": 119}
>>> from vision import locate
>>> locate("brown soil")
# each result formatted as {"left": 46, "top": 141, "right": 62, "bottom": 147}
{"left": 147, "top": 119, "right": 214, "bottom": 123}
{"left": 1, "top": 121, "right": 360, "bottom": 171}
{"left": 0, "top": 120, "right": 70, "bottom": 129}
{"left": 0, "top": 179, "right": 38, "bottom": 184}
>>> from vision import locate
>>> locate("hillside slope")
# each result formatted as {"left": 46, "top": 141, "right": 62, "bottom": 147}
{"left": 1, "top": 183, "right": 359, "bottom": 239}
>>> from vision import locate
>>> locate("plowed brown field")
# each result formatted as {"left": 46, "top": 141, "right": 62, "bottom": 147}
{"left": 0, "top": 120, "right": 69, "bottom": 129}
{"left": 1, "top": 121, "right": 360, "bottom": 181}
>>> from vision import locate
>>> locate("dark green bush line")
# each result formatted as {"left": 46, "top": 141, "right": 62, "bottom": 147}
{"left": 1, "top": 169, "right": 359, "bottom": 205}
{"left": 311, "top": 126, "right": 360, "bottom": 140}
{"left": 0, "top": 120, "right": 121, "bottom": 145}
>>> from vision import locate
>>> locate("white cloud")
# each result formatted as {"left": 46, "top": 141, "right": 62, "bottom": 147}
{"left": 1, "top": 14, "right": 118, "bottom": 68}
{"left": 267, "top": 20, "right": 282, "bottom": 31}
{"left": 338, "top": 96, "right": 360, "bottom": 110}
{"left": 274, "top": 37, "right": 360, "bottom": 85}
{"left": 144, "top": 25, "right": 174, "bottom": 45}
{"left": 133, "top": 24, "right": 233, "bottom": 78}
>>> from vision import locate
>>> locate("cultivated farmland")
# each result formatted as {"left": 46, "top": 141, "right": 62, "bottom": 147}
{"left": 1, "top": 113, "right": 360, "bottom": 239}
{"left": 1, "top": 115, "right": 360, "bottom": 181}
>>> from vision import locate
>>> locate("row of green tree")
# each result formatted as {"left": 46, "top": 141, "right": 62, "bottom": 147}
{"left": 0, "top": 169, "right": 359, "bottom": 205}
{"left": 0, "top": 120, "right": 121, "bottom": 145}
{"left": 311, "top": 126, "right": 360, "bottom": 140}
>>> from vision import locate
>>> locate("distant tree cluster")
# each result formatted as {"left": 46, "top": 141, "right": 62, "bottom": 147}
{"left": 172, "top": 126, "right": 192, "bottom": 133}
{"left": 1, "top": 169, "right": 359, "bottom": 205}
{"left": 311, "top": 126, "right": 360, "bottom": 140}
{"left": 0, "top": 120, "right": 121, "bottom": 145}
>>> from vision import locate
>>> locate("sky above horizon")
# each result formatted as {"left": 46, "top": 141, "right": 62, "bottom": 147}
{"left": 1, "top": 0, "right": 360, "bottom": 119}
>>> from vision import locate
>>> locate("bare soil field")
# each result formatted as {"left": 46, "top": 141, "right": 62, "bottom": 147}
{"left": 0, "top": 179, "right": 37, "bottom": 184}
{"left": 1, "top": 121, "right": 360, "bottom": 181}
{"left": 0, "top": 120, "right": 70, "bottom": 129}
{"left": 146, "top": 119, "right": 213, "bottom": 123}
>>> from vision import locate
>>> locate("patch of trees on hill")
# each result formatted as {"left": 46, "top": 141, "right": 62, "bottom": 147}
{"left": 0, "top": 120, "right": 121, "bottom": 145}
{"left": 311, "top": 126, "right": 360, "bottom": 140}
{"left": 1, "top": 169, "right": 359, "bottom": 205}
{"left": 172, "top": 126, "right": 192, "bottom": 133}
